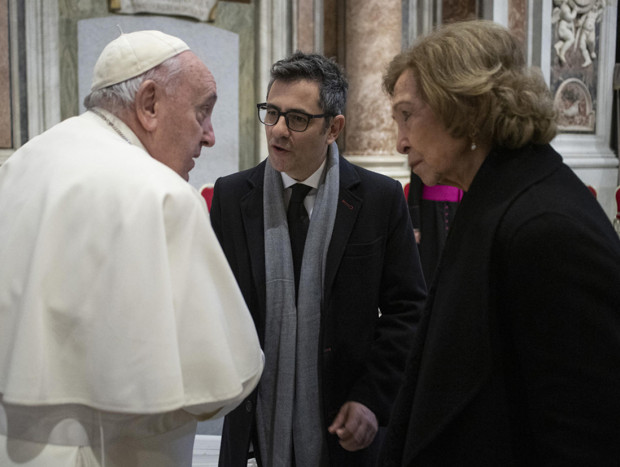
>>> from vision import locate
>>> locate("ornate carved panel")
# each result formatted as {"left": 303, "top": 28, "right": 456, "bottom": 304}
{"left": 550, "top": 0, "right": 604, "bottom": 133}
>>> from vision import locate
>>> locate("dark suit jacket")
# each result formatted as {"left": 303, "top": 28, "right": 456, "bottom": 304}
{"left": 381, "top": 144, "right": 620, "bottom": 466}
{"left": 210, "top": 155, "right": 427, "bottom": 466}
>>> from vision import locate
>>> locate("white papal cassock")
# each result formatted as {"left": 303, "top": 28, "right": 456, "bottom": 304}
{"left": 0, "top": 109, "right": 264, "bottom": 466}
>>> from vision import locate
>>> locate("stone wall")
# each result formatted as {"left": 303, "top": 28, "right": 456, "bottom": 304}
{"left": 59, "top": 0, "right": 256, "bottom": 172}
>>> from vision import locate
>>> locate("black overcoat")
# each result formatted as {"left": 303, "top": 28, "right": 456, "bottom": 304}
{"left": 210, "top": 155, "right": 427, "bottom": 466}
{"left": 381, "top": 144, "right": 620, "bottom": 466}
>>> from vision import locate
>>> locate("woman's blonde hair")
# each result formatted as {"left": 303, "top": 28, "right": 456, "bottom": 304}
{"left": 383, "top": 20, "right": 557, "bottom": 149}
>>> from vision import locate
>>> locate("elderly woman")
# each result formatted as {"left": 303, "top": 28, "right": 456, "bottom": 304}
{"left": 380, "top": 20, "right": 620, "bottom": 465}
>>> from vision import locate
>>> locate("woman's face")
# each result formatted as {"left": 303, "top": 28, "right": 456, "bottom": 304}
{"left": 391, "top": 69, "right": 471, "bottom": 189}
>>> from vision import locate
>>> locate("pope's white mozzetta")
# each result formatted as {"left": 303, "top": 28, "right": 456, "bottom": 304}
{"left": 0, "top": 109, "right": 263, "bottom": 466}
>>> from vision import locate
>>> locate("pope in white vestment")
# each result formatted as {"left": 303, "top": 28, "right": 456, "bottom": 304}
{"left": 0, "top": 106, "right": 263, "bottom": 464}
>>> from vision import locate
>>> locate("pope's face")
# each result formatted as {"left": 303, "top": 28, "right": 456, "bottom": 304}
{"left": 265, "top": 79, "right": 338, "bottom": 181}
{"left": 151, "top": 52, "right": 217, "bottom": 181}
{"left": 391, "top": 69, "right": 468, "bottom": 188}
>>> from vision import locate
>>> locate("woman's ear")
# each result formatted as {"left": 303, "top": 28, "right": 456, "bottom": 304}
{"left": 134, "top": 80, "right": 159, "bottom": 132}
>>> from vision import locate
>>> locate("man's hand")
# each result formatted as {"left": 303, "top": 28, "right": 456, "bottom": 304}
{"left": 327, "top": 401, "right": 378, "bottom": 451}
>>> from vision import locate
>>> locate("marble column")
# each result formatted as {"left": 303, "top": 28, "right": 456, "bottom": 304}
{"left": 297, "top": 0, "right": 315, "bottom": 52}
{"left": 256, "top": 0, "right": 293, "bottom": 162}
{"left": 343, "top": 0, "right": 409, "bottom": 184}
{"left": 442, "top": 0, "right": 477, "bottom": 20}
{"left": 1, "top": 0, "right": 58, "bottom": 165}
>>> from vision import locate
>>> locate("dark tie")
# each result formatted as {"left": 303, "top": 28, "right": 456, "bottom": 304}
{"left": 287, "top": 183, "right": 312, "bottom": 296}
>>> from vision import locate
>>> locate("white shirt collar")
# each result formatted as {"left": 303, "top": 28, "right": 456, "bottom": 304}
{"left": 281, "top": 158, "right": 327, "bottom": 190}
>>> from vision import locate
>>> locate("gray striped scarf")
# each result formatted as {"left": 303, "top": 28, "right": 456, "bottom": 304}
{"left": 257, "top": 143, "right": 340, "bottom": 467}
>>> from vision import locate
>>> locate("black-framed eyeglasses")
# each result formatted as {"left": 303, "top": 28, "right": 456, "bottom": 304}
{"left": 257, "top": 103, "right": 328, "bottom": 132}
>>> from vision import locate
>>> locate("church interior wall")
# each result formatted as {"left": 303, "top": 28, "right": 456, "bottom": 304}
{"left": 1, "top": 0, "right": 617, "bottom": 218}
{"left": 0, "top": 2, "right": 618, "bottom": 463}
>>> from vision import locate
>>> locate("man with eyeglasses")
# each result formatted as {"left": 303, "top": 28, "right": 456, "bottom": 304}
{"left": 211, "top": 51, "right": 426, "bottom": 467}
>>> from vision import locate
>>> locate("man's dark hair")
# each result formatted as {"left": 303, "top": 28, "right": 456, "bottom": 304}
{"left": 267, "top": 51, "right": 348, "bottom": 117}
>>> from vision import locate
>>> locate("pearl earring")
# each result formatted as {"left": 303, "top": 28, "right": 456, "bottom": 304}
{"left": 471, "top": 141, "right": 477, "bottom": 151}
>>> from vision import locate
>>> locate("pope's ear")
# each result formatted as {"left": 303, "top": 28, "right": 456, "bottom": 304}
{"left": 326, "top": 114, "right": 345, "bottom": 144}
{"left": 134, "top": 80, "right": 159, "bottom": 132}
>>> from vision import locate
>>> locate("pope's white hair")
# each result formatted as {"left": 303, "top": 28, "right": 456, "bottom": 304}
{"left": 83, "top": 53, "right": 185, "bottom": 114}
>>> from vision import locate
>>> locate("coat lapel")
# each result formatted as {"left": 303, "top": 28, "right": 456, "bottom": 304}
{"left": 324, "top": 157, "right": 362, "bottom": 297}
{"left": 240, "top": 162, "right": 267, "bottom": 319}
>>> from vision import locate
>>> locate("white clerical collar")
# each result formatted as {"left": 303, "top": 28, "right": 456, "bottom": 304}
{"left": 89, "top": 107, "right": 148, "bottom": 153}
{"left": 281, "top": 158, "right": 327, "bottom": 190}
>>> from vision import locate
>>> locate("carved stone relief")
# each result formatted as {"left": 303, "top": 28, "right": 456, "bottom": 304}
{"left": 552, "top": 0, "right": 604, "bottom": 67}
{"left": 554, "top": 77, "right": 595, "bottom": 131}
{"left": 550, "top": 0, "right": 604, "bottom": 133}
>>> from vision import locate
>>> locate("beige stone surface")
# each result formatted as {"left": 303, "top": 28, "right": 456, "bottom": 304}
{"left": 59, "top": 0, "right": 111, "bottom": 120}
{"left": 58, "top": 0, "right": 255, "bottom": 170}
{"left": 297, "top": 0, "right": 315, "bottom": 52}
{"left": 442, "top": 0, "right": 477, "bottom": 22}
{"left": 508, "top": 0, "right": 527, "bottom": 45}
{"left": 214, "top": 1, "right": 256, "bottom": 171}
{"left": 323, "top": 0, "right": 339, "bottom": 59}
{"left": 344, "top": 0, "right": 401, "bottom": 156}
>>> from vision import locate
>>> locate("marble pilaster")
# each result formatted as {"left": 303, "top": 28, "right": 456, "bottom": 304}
{"left": 26, "top": 0, "right": 61, "bottom": 137}
{"left": 295, "top": 0, "right": 340, "bottom": 57}
{"left": 256, "top": 0, "right": 294, "bottom": 162}
{"left": 402, "top": 0, "right": 441, "bottom": 47}
{"left": 297, "top": 0, "right": 315, "bottom": 52}
{"left": 0, "top": 0, "right": 10, "bottom": 149}
{"left": 1, "top": 0, "right": 59, "bottom": 164}
{"left": 343, "top": 0, "right": 409, "bottom": 184}
{"left": 323, "top": 0, "right": 339, "bottom": 59}
{"left": 508, "top": 0, "right": 527, "bottom": 45}
{"left": 212, "top": 1, "right": 256, "bottom": 171}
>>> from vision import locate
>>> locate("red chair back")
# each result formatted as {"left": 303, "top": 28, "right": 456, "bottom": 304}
{"left": 200, "top": 184, "right": 214, "bottom": 211}
{"left": 587, "top": 185, "right": 597, "bottom": 198}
